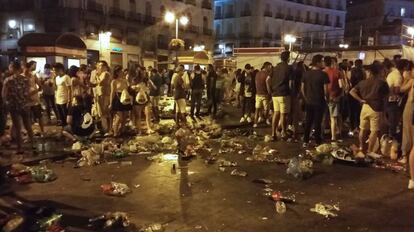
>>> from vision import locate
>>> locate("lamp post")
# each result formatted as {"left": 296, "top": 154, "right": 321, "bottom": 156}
{"left": 284, "top": 34, "right": 297, "bottom": 51}
{"left": 165, "top": 11, "right": 189, "bottom": 67}
{"left": 165, "top": 11, "right": 189, "bottom": 39}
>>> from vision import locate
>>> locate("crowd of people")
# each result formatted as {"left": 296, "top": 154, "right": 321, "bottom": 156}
{"left": 0, "top": 51, "right": 413, "bottom": 189}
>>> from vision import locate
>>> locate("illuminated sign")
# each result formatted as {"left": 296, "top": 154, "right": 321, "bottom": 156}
{"left": 112, "top": 47, "right": 123, "bottom": 52}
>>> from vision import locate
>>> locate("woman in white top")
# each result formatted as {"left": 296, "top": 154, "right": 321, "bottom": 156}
{"left": 109, "top": 65, "right": 131, "bottom": 137}
{"left": 53, "top": 63, "right": 71, "bottom": 127}
{"left": 131, "top": 67, "right": 155, "bottom": 135}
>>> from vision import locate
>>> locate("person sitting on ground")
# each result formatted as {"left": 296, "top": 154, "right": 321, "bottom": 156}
{"left": 62, "top": 96, "right": 95, "bottom": 142}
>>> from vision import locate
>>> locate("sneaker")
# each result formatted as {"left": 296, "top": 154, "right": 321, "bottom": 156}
{"left": 408, "top": 180, "right": 414, "bottom": 190}
{"left": 253, "top": 124, "right": 258, "bottom": 128}
{"left": 258, "top": 117, "right": 264, "bottom": 123}
{"left": 367, "top": 152, "right": 382, "bottom": 159}
{"left": 398, "top": 156, "right": 407, "bottom": 164}
{"left": 240, "top": 117, "right": 246, "bottom": 123}
{"left": 266, "top": 119, "right": 271, "bottom": 125}
{"left": 246, "top": 117, "right": 252, "bottom": 123}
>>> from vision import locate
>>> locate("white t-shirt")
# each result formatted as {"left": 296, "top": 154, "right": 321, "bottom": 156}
{"left": 386, "top": 68, "right": 402, "bottom": 102}
{"left": 55, "top": 75, "right": 72, "bottom": 104}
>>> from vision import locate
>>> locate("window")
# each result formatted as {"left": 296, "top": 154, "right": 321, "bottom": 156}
{"left": 145, "top": 1, "right": 152, "bottom": 16}
{"left": 265, "top": 23, "right": 269, "bottom": 33}
{"left": 227, "top": 23, "right": 233, "bottom": 34}
{"left": 203, "top": 16, "right": 209, "bottom": 29}
{"left": 215, "top": 24, "right": 221, "bottom": 35}
{"left": 243, "top": 22, "right": 249, "bottom": 32}
{"left": 401, "top": 7, "right": 406, "bottom": 17}
{"left": 306, "top": 11, "right": 310, "bottom": 21}
{"left": 325, "top": 14, "right": 329, "bottom": 22}
{"left": 113, "top": 0, "right": 120, "bottom": 8}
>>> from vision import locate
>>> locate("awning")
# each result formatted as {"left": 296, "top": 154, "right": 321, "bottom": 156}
{"left": 178, "top": 51, "right": 210, "bottom": 65}
{"left": 18, "top": 33, "right": 87, "bottom": 58}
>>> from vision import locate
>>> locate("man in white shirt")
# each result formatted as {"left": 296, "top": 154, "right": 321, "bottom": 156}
{"left": 53, "top": 63, "right": 72, "bottom": 127}
{"left": 384, "top": 59, "right": 403, "bottom": 140}
{"left": 93, "top": 61, "right": 112, "bottom": 134}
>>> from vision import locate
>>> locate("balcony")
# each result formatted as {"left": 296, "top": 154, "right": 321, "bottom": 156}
{"left": 275, "top": 13, "right": 284, "bottom": 19}
{"left": 240, "top": 10, "right": 251, "bottom": 17}
{"left": 286, "top": 15, "right": 294, "bottom": 21}
{"left": 215, "top": 13, "right": 222, "bottom": 19}
{"left": 337, "top": 5, "right": 344, "bottom": 11}
{"left": 188, "top": 25, "right": 199, "bottom": 34}
{"left": 41, "top": 0, "right": 60, "bottom": 9}
{"left": 324, "top": 21, "right": 331, "bottom": 26}
{"left": 1, "top": 0, "right": 35, "bottom": 11}
{"left": 128, "top": 12, "right": 142, "bottom": 22}
{"left": 295, "top": 16, "right": 303, "bottom": 22}
{"left": 87, "top": 0, "right": 103, "bottom": 13}
{"left": 264, "top": 32, "right": 273, "bottom": 39}
{"left": 185, "top": 0, "right": 196, "bottom": 6}
{"left": 203, "top": 28, "right": 213, "bottom": 35}
{"left": 264, "top": 11, "right": 272, "bottom": 17}
{"left": 201, "top": 0, "right": 212, "bottom": 10}
{"left": 109, "top": 7, "right": 125, "bottom": 18}
{"left": 224, "top": 33, "right": 236, "bottom": 39}
{"left": 144, "top": 15, "right": 156, "bottom": 25}
{"left": 335, "top": 22, "right": 343, "bottom": 28}
{"left": 157, "top": 41, "right": 169, "bottom": 50}
{"left": 225, "top": 12, "right": 235, "bottom": 18}
{"left": 239, "top": 32, "right": 251, "bottom": 38}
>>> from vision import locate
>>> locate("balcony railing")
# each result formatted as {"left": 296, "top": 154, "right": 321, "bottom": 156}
{"left": 275, "top": 13, "right": 284, "bottom": 19}
{"left": 128, "top": 12, "right": 142, "bottom": 22}
{"left": 214, "top": 13, "right": 222, "bottom": 19}
{"left": 264, "top": 11, "right": 272, "bottom": 17}
{"left": 239, "top": 32, "right": 251, "bottom": 38}
{"left": 109, "top": 7, "right": 125, "bottom": 18}
{"left": 144, "top": 15, "right": 156, "bottom": 25}
{"left": 203, "top": 28, "right": 212, "bottom": 35}
{"left": 225, "top": 12, "right": 235, "bottom": 18}
{"left": 335, "top": 22, "right": 343, "bottom": 28}
{"left": 87, "top": 0, "right": 103, "bottom": 13}
{"left": 324, "top": 21, "right": 331, "bottom": 26}
{"left": 295, "top": 16, "right": 303, "bottom": 22}
{"left": 224, "top": 33, "right": 236, "bottom": 39}
{"left": 286, "top": 15, "right": 294, "bottom": 21}
{"left": 185, "top": 0, "right": 196, "bottom": 6}
{"left": 240, "top": 10, "right": 251, "bottom": 17}
{"left": 264, "top": 32, "right": 273, "bottom": 39}
{"left": 201, "top": 0, "right": 212, "bottom": 9}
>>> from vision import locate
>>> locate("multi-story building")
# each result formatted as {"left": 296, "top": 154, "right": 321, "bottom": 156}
{"left": 346, "top": 0, "right": 414, "bottom": 46}
{"left": 213, "top": 0, "right": 346, "bottom": 56}
{"left": 0, "top": 0, "right": 214, "bottom": 69}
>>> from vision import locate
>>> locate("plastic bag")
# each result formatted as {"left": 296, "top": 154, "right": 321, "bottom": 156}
{"left": 286, "top": 157, "right": 313, "bottom": 179}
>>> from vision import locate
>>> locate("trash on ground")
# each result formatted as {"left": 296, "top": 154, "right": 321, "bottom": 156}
{"left": 101, "top": 182, "right": 131, "bottom": 196}
{"left": 139, "top": 223, "right": 165, "bottom": 232}
{"left": 252, "top": 178, "right": 272, "bottom": 184}
{"left": 230, "top": 169, "right": 248, "bottom": 177}
{"left": 270, "top": 191, "right": 296, "bottom": 203}
{"left": 310, "top": 203, "right": 340, "bottom": 218}
{"left": 275, "top": 201, "right": 287, "bottom": 214}
{"left": 8, "top": 163, "right": 57, "bottom": 184}
{"left": 218, "top": 159, "right": 237, "bottom": 167}
{"left": 286, "top": 157, "right": 313, "bottom": 180}
{"left": 89, "top": 212, "right": 130, "bottom": 229}
{"left": 1, "top": 214, "right": 24, "bottom": 232}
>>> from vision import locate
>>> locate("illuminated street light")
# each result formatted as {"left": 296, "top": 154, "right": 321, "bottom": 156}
{"left": 99, "top": 31, "right": 111, "bottom": 56}
{"left": 8, "top": 19, "right": 17, "bottom": 29}
{"left": 193, "top": 44, "right": 205, "bottom": 51}
{"left": 284, "top": 34, "right": 297, "bottom": 51}
{"left": 164, "top": 11, "right": 175, "bottom": 23}
{"left": 164, "top": 11, "right": 189, "bottom": 39}
{"left": 408, "top": 26, "right": 414, "bottom": 38}
{"left": 339, "top": 43, "right": 349, "bottom": 49}
{"left": 179, "top": 16, "right": 189, "bottom": 26}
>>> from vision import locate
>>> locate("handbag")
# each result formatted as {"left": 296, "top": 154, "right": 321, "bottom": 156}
{"left": 120, "top": 89, "right": 132, "bottom": 105}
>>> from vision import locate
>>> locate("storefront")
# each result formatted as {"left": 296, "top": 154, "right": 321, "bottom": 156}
{"left": 18, "top": 32, "right": 87, "bottom": 71}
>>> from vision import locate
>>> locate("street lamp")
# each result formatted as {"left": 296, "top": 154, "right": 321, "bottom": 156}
{"left": 164, "top": 11, "right": 189, "bottom": 39}
{"left": 339, "top": 43, "right": 349, "bottom": 49}
{"left": 284, "top": 34, "right": 297, "bottom": 51}
{"left": 98, "top": 31, "right": 111, "bottom": 58}
{"left": 8, "top": 19, "right": 17, "bottom": 29}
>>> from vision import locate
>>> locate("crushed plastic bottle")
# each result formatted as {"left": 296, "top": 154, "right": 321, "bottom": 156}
{"left": 101, "top": 182, "right": 131, "bottom": 196}
{"left": 275, "top": 201, "right": 286, "bottom": 214}
{"left": 310, "top": 203, "right": 340, "bottom": 218}
{"left": 218, "top": 159, "right": 237, "bottom": 167}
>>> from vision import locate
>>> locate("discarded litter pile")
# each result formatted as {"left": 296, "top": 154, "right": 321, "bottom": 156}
{"left": 7, "top": 162, "right": 57, "bottom": 184}
{"left": 286, "top": 157, "right": 314, "bottom": 180}
{"left": 89, "top": 211, "right": 130, "bottom": 229}
{"left": 310, "top": 203, "right": 340, "bottom": 218}
{"left": 101, "top": 182, "right": 132, "bottom": 197}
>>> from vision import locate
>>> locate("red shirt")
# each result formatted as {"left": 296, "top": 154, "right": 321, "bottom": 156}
{"left": 255, "top": 70, "right": 269, "bottom": 96}
{"left": 324, "top": 67, "right": 341, "bottom": 99}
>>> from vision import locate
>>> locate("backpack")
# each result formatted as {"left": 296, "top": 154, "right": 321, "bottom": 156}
{"left": 136, "top": 88, "right": 149, "bottom": 104}
{"left": 120, "top": 89, "right": 132, "bottom": 105}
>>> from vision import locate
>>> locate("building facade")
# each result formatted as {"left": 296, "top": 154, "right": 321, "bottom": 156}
{"left": 0, "top": 0, "right": 214, "bottom": 69}
{"left": 213, "top": 0, "right": 346, "bottom": 56}
{"left": 346, "top": 0, "right": 414, "bottom": 46}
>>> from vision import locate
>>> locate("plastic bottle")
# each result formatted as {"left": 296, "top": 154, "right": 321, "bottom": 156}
{"left": 275, "top": 201, "right": 286, "bottom": 214}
